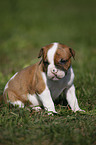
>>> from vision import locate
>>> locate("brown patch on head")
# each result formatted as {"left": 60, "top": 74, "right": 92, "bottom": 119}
{"left": 54, "top": 43, "right": 75, "bottom": 71}
{"left": 38, "top": 43, "right": 54, "bottom": 72}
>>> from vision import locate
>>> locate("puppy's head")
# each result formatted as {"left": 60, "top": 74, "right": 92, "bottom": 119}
{"left": 38, "top": 42, "right": 75, "bottom": 80}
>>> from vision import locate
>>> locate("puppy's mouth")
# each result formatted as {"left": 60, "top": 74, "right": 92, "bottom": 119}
{"left": 51, "top": 71, "right": 67, "bottom": 81}
{"left": 52, "top": 76, "right": 61, "bottom": 80}
{"left": 51, "top": 73, "right": 64, "bottom": 80}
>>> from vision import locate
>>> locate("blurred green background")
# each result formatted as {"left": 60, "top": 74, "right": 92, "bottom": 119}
{"left": 0, "top": 0, "right": 96, "bottom": 73}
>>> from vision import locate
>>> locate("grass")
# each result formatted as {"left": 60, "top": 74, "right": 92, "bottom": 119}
{"left": 0, "top": 0, "right": 96, "bottom": 144}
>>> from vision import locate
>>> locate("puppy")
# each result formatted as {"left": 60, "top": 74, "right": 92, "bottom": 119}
{"left": 3, "top": 42, "right": 84, "bottom": 114}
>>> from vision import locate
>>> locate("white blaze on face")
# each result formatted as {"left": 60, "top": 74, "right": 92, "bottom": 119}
{"left": 47, "top": 43, "right": 65, "bottom": 80}
{"left": 47, "top": 43, "right": 58, "bottom": 64}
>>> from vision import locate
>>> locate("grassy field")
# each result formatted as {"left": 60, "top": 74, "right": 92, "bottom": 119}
{"left": 0, "top": 0, "right": 96, "bottom": 144}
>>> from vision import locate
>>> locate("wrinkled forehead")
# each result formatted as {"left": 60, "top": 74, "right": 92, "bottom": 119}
{"left": 47, "top": 43, "right": 70, "bottom": 63}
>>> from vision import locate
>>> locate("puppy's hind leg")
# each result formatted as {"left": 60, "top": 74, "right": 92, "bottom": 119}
{"left": 4, "top": 90, "right": 24, "bottom": 108}
{"left": 10, "top": 100, "right": 24, "bottom": 108}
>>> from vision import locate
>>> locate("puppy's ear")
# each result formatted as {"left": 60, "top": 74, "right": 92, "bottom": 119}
{"left": 38, "top": 43, "right": 53, "bottom": 59}
{"left": 38, "top": 48, "right": 43, "bottom": 58}
{"left": 69, "top": 48, "right": 75, "bottom": 59}
{"left": 38, "top": 47, "right": 47, "bottom": 61}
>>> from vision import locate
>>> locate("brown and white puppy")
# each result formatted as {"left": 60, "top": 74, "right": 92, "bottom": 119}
{"left": 3, "top": 42, "right": 84, "bottom": 114}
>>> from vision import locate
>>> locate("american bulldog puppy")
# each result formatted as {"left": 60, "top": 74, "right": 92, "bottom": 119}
{"left": 3, "top": 42, "right": 84, "bottom": 114}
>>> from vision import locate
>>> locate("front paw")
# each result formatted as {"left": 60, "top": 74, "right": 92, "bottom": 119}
{"left": 78, "top": 109, "right": 85, "bottom": 112}
{"left": 48, "top": 111, "right": 58, "bottom": 116}
{"left": 74, "top": 108, "right": 85, "bottom": 112}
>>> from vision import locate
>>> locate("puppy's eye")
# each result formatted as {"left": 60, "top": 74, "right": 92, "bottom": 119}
{"left": 60, "top": 59, "right": 67, "bottom": 64}
{"left": 43, "top": 60, "right": 49, "bottom": 65}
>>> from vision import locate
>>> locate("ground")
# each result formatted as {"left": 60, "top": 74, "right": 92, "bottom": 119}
{"left": 0, "top": 0, "right": 96, "bottom": 145}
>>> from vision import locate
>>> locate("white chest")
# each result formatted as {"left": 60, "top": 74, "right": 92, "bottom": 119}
{"left": 47, "top": 66, "right": 74, "bottom": 100}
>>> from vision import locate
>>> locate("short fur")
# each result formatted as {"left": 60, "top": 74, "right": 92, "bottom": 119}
{"left": 3, "top": 42, "right": 84, "bottom": 113}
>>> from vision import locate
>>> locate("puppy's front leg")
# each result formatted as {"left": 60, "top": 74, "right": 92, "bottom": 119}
{"left": 65, "top": 84, "right": 84, "bottom": 112}
{"left": 37, "top": 87, "right": 57, "bottom": 114}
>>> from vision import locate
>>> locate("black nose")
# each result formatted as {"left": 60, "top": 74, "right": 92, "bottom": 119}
{"left": 52, "top": 68, "right": 58, "bottom": 74}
